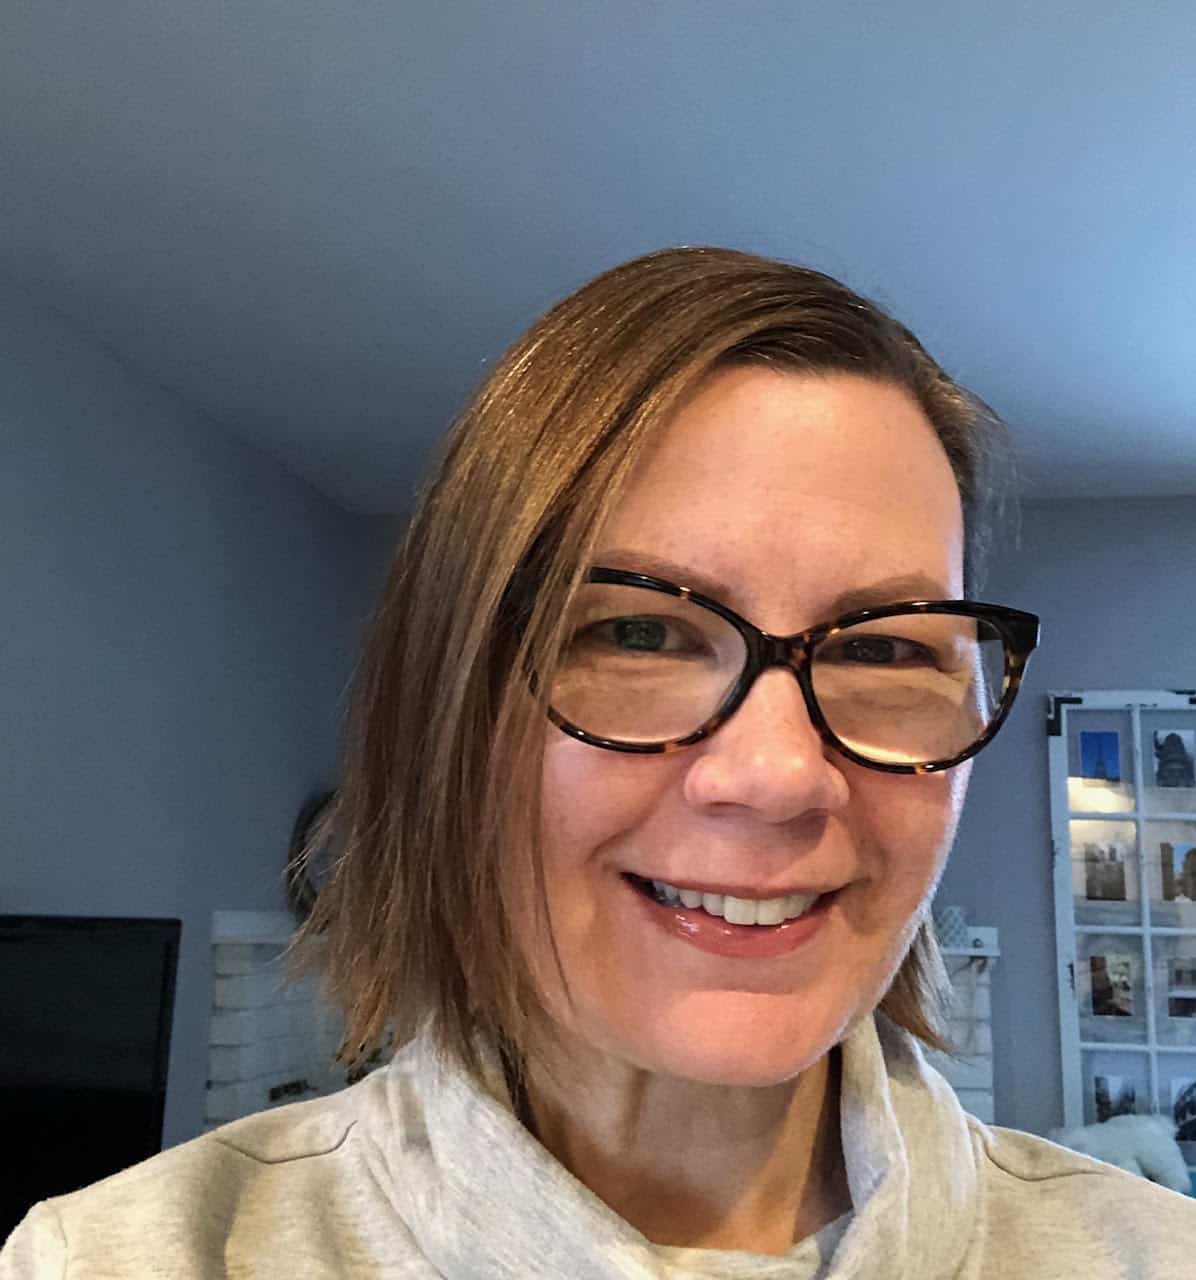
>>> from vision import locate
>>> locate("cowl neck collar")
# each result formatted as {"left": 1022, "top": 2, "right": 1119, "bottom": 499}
{"left": 373, "top": 1011, "right": 978, "bottom": 1278}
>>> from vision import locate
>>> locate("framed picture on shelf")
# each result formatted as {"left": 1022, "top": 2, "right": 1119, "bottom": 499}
{"left": 1173, "top": 1075, "right": 1196, "bottom": 1142}
{"left": 1093, "top": 1072, "right": 1136, "bottom": 1122}
{"left": 1154, "top": 730, "right": 1196, "bottom": 790}
{"left": 1160, "top": 842, "right": 1196, "bottom": 905}
{"left": 1081, "top": 730, "right": 1122, "bottom": 784}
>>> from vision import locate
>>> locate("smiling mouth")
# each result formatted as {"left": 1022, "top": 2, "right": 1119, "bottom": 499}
{"left": 622, "top": 865, "right": 829, "bottom": 926}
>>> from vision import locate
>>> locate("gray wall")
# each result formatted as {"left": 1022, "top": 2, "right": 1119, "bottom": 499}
{"left": 0, "top": 277, "right": 399, "bottom": 1146}
{"left": 941, "top": 495, "right": 1196, "bottom": 1137}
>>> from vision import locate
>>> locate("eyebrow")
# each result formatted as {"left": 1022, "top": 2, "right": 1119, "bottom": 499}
{"left": 593, "top": 550, "right": 955, "bottom": 618}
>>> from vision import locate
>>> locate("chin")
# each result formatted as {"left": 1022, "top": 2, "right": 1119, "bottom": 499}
{"left": 620, "top": 999, "right": 849, "bottom": 1088}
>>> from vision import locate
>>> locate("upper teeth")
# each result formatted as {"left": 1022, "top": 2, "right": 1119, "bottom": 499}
{"left": 651, "top": 880, "right": 820, "bottom": 926}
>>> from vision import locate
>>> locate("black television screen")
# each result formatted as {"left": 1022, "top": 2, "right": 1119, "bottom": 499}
{"left": 0, "top": 915, "right": 181, "bottom": 1243}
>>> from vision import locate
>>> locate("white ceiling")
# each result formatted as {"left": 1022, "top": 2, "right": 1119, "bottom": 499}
{"left": 3, "top": 2, "right": 1193, "bottom": 513}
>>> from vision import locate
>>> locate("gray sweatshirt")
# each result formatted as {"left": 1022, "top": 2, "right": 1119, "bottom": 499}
{"left": 3, "top": 1009, "right": 1194, "bottom": 1278}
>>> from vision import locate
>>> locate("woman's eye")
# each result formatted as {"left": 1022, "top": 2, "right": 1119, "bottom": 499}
{"left": 581, "top": 615, "right": 697, "bottom": 654}
{"left": 611, "top": 617, "right": 669, "bottom": 650}
{"left": 833, "top": 635, "right": 934, "bottom": 665}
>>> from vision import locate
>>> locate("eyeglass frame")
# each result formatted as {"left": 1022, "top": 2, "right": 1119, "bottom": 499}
{"left": 543, "top": 567, "right": 1041, "bottom": 775}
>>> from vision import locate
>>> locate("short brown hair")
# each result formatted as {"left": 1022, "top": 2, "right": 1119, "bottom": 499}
{"left": 286, "top": 246, "right": 1020, "bottom": 1099}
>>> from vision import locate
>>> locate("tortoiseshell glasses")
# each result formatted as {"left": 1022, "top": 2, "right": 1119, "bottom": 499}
{"left": 546, "top": 568, "right": 1040, "bottom": 775}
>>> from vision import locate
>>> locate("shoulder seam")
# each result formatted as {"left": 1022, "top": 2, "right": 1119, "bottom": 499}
{"left": 973, "top": 1119, "right": 1132, "bottom": 1187}
{"left": 211, "top": 1117, "right": 358, "bottom": 1166}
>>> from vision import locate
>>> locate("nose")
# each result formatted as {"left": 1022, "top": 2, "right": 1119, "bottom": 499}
{"left": 681, "top": 665, "right": 850, "bottom": 822}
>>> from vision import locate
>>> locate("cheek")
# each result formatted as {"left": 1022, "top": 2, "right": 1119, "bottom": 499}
{"left": 855, "top": 762, "right": 971, "bottom": 906}
{"left": 532, "top": 736, "right": 677, "bottom": 1023}
{"left": 539, "top": 734, "right": 670, "bottom": 872}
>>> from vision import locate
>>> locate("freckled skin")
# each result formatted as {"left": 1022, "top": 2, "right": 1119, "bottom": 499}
{"left": 521, "top": 367, "right": 972, "bottom": 1254}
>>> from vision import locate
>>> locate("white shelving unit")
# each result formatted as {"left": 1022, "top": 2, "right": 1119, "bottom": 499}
{"left": 1046, "top": 689, "right": 1196, "bottom": 1184}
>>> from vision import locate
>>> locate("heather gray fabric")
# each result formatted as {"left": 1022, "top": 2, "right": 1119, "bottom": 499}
{"left": 4, "top": 1010, "right": 1195, "bottom": 1278}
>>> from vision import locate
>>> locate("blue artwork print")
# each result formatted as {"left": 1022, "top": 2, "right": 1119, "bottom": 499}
{"left": 1081, "top": 731, "right": 1121, "bottom": 783}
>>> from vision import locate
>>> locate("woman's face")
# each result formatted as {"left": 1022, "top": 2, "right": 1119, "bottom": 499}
{"left": 533, "top": 365, "right": 973, "bottom": 1088}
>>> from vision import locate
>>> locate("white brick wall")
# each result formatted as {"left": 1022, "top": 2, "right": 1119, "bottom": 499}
{"left": 926, "top": 942, "right": 999, "bottom": 1124}
{"left": 202, "top": 912, "right": 355, "bottom": 1132}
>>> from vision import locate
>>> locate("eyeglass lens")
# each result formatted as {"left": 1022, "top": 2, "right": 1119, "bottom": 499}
{"left": 550, "top": 582, "right": 1007, "bottom": 765}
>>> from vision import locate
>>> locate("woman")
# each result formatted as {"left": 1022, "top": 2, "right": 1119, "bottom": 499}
{"left": 5, "top": 247, "right": 1193, "bottom": 1277}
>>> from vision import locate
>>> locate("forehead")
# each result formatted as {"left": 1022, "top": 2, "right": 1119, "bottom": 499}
{"left": 593, "top": 366, "right": 965, "bottom": 625}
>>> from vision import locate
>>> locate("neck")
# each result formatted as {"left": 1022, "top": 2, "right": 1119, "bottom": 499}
{"left": 506, "top": 1041, "right": 850, "bottom": 1256}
